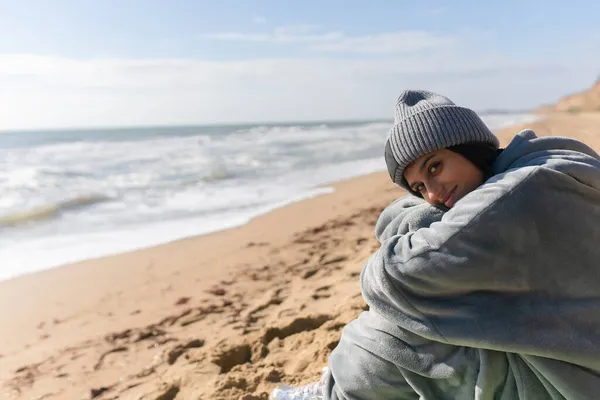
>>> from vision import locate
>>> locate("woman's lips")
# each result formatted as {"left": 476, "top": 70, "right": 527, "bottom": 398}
{"left": 443, "top": 186, "right": 458, "bottom": 208}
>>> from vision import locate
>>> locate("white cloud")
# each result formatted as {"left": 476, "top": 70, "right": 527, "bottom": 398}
{"left": 252, "top": 16, "right": 266, "bottom": 24}
{"left": 0, "top": 52, "right": 597, "bottom": 130}
{"left": 310, "top": 31, "right": 456, "bottom": 54}
{"left": 273, "top": 24, "right": 320, "bottom": 35}
{"left": 202, "top": 25, "right": 343, "bottom": 44}
{"left": 203, "top": 26, "right": 453, "bottom": 54}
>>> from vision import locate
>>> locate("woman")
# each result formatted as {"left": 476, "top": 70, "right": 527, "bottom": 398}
{"left": 273, "top": 90, "right": 600, "bottom": 399}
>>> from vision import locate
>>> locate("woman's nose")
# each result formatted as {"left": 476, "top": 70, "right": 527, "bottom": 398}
{"left": 426, "top": 182, "right": 444, "bottom": 203}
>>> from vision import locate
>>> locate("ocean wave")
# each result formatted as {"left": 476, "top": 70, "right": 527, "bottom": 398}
{"left": 0, "top": 194, "right": 112, "bottom": 227}
{"left": 202, "top": 168, "right": 233, "bottom": 181}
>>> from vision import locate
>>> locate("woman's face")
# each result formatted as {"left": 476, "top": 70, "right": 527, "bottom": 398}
{"left": 403, "top": 149, "right": 483, "bottom": 208}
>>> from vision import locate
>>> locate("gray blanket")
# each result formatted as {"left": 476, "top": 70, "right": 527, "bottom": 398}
{"left": 325, "top": 130, "right": 600, "bottom": 400}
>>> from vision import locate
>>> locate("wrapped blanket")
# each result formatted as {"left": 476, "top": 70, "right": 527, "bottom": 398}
{"left": 325, "top": 130, "right": 600, "bottom": 400}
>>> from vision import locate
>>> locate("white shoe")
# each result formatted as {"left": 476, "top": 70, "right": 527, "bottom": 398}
{"left": 270, "top": 367, "right": 329, "bottom": 400}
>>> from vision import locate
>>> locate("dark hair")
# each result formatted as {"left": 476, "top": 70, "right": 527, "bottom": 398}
{"left": 403, "top": 142, "right": 503, "bottom": 197}
{"left": 447, "top": 142, "right": 502, "bottom": 180}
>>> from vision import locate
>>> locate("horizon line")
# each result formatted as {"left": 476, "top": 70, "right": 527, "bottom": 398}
{"left": 0, "top": 108, "right": 534, "bottom": 134}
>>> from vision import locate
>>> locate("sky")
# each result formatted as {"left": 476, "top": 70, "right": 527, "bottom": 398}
{"left": 0, "top": 0, "right": 599, "bottom": 130}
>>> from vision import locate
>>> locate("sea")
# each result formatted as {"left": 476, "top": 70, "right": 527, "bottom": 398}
{"left": 0, "top": 114, "right": 537, "bottom": 281}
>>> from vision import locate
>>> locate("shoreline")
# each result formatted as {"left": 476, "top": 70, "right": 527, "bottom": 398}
{"left": 0, "top": 169, "right": 384, "bottom": 283}
{"left": 2, "top": 112, "right": 599, "bottom": 399}
{"left": 0, "top": 170, "right": 396, "bottom": 292}
{"left": 0, "top": 185, "right": 338, "bottom": 283}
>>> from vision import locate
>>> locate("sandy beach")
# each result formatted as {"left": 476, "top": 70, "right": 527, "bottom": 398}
{"left": 2, "top": 111, "right": 600, "bottom": 400}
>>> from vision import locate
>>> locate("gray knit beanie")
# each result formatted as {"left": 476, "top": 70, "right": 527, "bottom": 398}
{"left": 385, "top": 90, "right": 499, "bottom": 188}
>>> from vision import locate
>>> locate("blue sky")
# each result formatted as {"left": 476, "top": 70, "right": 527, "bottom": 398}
{"left": 0, "top": 0, "right": 599, "bottom": 129}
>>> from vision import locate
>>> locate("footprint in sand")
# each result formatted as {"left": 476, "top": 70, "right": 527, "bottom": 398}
{"left": 166, "top": 338, "right": 204, "bottom": 365}
{"left": 241, "top": 287, "right": 286, "bottom": 326}
{"left": 90, "top": 386, "right": 111, "bottom": 398}
{"left": 246, "top": 241, "right": 269, "bottom": 247}
{"left": 93, "top": 347, "right": 127, "bottom": 371}
{"left": 319, "top": 253, "right": 348, "bottom": 266}
{"left": 312, "top": 285, "right": 332, "bottom": 300}
{"left": 211, "top": 343, "right": 252, "bottom": 373}
{"left": 174, "top": 296, "right": 191, "bottom": 305}
{"left": 356, "top": 237, "right": 368, "bottom": 245}
{"left": 207, "top": 286, "right": 227, "bottom": 296}
{"left": 261, "top": 314, "right": 332, "bottom": 345}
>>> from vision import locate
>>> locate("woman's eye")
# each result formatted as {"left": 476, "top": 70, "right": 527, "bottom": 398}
{"left": 416, "top": 183, "right": 425, "bottom": 192}
{"left": 429, "top": 162, "right": 441, "bottom": 175}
